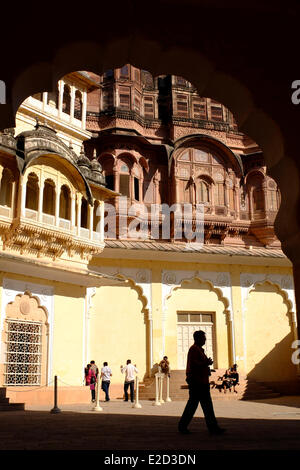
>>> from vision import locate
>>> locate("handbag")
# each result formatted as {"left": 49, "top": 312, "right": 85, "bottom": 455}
{"left": 90, "top": 375, "right": 96, "bottom": 384}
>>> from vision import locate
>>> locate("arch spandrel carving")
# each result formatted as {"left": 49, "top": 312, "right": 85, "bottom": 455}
{"left": 5, "top": 291, "right": 48, "bottom": 324}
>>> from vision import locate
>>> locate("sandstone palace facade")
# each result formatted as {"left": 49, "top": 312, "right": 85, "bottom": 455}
{"left": 0, "top": 65, "right": 298, "bottom": 405}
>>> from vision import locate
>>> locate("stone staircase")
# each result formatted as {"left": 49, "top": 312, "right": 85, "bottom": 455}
{"left": 0, "top": 387, "right": 25, "bottom": 411}
{"left": 139, "top": 369, "right": 281, "bottom": 402}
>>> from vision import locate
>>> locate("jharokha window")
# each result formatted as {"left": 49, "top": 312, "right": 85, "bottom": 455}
{"left": 119, "top": 86, "right": 131, "bottom": 110}
{"left": 176, "top": 94, "right": 189, "bottom": 117}
{"left": 198, "top": 180, "right": 210, "bottom": 203}
{"left": 247, "top": 173, "right": 265, "bottom": 218}
{"left": 192, "top": 98, "right": 207, "bottom": 120}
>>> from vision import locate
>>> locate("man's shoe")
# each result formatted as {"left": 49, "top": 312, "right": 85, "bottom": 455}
{"left": 178, "top": 427, "right": 191, "bottom": 435}
{"left": 209, "top": 427, "right": 226, "bottom": 435}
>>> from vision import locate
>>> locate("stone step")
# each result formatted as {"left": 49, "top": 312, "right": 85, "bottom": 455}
{"left": 0, "top": 402, "right": 25, "bottom": 411}
{"left": 0, "top": 387, "right": 25, "bottom": 411}
{"left": 139, "top": 369, "right": 281, "bottom": 402}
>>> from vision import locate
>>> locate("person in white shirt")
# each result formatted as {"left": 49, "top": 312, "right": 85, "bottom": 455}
{"left": 101, "top": 362, "right": 112, "bottom": 402}
{"left": 121, "top": 359, "right": 138, "bottom": 402}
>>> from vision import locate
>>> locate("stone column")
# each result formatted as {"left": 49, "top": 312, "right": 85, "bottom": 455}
{"left": 100, "top": 201, "right": 105, "bottom": 242}
{"left": 210, "top": 183, "right": 215, "bottom": 215}
{"left": 82, "top": 91, "right": 87, "bottom": 130}
{"left": 38, "top": 178, "right": 44, "bottom": 222}
{"left": 76, "top": 193, "right": 82, "bottom": 236}
{"left": 42, "top": 92, "right": 47, "bottom": 111}
{"left": 70, "top": 86, "right": 75, "bottom": 123}
{"left": 262, "top": 180, "right": 268, "bottom": 218}
{"left": 89, "top": 201, "right": 94, "bottom": 239}
{"left": 139, "top": 177, "right": 143, "bottom": 202}
{"left": 234, "top": 182, "right": 240, "bottom": 219}
{"left": 20, "top": 176, "right": 27, "bottom": 218}
{"left": 58, "top": 81, "right": 64, "bottom": 118}
{"left": 225, "top": 180, "right": 230, "bottom": 216}
{"left": 55, "top": 183, "right": 60, "bottom": 226}
{"left": 71, "top": 193, "right": 76, "bottom": 230}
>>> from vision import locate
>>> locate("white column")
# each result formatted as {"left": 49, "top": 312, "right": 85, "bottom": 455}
{"left": 42, "top": 92, "right": 47, "bottom": 111}
{"left": 77, "top": 193, "right": 82, "bottom": 236}
{"left": 70, "top": 86, "right": 75, "bottom": 123}
{"left": 100, "top": 201, "right": 105, "bottom": 242}
{"left": 82, "top": 91, "right": 87, "bottom": 130}
{"left": 58, "top": 81, "right": 64, "bottom": 118}
{"left": 89, "top": 202, "right": 94, "bottom": 239}
{"left": 20, "top": 178, "right": 27, "bottom": 218}
{"left": 71, "top": 193, "right": 76, "bottom": 230}
{"left": 38, "top": 178, "right": 44, "bottom": 222}
{"left": 55, "top": 183, "right": 60, "bottom": 226}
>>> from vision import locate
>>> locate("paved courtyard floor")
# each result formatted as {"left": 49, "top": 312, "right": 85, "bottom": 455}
{"left": 1, "top": 396, "right": 300, "bottom": 452}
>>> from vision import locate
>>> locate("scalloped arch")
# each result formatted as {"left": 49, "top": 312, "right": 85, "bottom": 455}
{"left": 166, "top": 276, "right": 230, "bottom": 313}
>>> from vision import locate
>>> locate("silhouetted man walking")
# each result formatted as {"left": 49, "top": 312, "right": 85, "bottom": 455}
{"left": 178, "top": 330, "right": 226, "bottom": 435}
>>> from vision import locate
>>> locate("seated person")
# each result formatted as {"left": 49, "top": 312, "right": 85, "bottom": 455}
{"left": 159, "top": 356, "right": 170, "bottom": 377}
{"left": 229, "top": 364, "right": 239, "bottom": 393}
{"left": 221, "top": 369, "right": 233, "bottom": 393}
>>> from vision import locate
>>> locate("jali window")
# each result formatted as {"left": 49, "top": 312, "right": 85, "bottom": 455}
{"left": 5, "top": 320, "right": 42, "bottom": 386}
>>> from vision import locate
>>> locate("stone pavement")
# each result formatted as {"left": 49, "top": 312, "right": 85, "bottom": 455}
{"left": 0, "top": 396, "right": 300, "bottom": 451}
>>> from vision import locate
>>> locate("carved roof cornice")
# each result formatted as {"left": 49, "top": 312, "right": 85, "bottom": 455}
{"left": 0, "top": 128, "right": 17, "bottom": 156}
{"left": 16, "top": 119, "right": 78, "bottom": 166}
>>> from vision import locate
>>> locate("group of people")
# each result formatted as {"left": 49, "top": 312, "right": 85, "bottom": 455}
{"left": 84, "top": 359, "right": 139, "bottom": 403}
{"left": 85, "top": 360, "right": 112, "bottom": 402}
{"left": 85, "top": 334, "right": 232, "bottom": 437}
{"left": 211, "top": 364, "right": 239, "bottom": 394}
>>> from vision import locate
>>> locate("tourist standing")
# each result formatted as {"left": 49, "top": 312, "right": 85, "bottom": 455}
{"left": 101, "top": 361, "right": 112, "bottom": 401}
{"left": 121, "top": 360, "right": 138, "bottom": 403}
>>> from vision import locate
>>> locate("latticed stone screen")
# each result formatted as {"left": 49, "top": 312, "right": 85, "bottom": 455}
{"left": 4, "top": 320, "right": 42, "bottom": 386}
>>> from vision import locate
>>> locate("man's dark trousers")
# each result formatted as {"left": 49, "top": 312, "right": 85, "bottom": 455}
{"left": 102, "top": 380, "right": 110, "bottom": 401}
{"left": 124, "top": 380, "right": 134, "bottom": 402}
{"left": 178, "top": 382, "right": 218, "bottom": 431}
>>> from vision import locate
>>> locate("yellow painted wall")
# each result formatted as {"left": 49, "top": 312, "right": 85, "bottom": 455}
{"left": 89, "top": 281, "right": 148, "bottom": 386}
{"left": 0, "top": 257, "right": 297, "bottom": 401}
{"left": 52, "top": 283, "right": 85, "bottom": 386}
{"left": 245, "top": 281, "right": 296, "bottom": 382}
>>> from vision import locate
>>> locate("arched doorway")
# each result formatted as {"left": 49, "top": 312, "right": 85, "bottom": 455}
{"left": 165, "top": 278, "right": 231, "bottom": 370}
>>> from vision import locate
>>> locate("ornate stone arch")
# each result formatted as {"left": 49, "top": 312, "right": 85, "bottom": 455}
{"left": 162, "top": 269, "right": 235, "bottom": 363}
{"left": 240, "top": 273, "right": 296, "bottom": 329}
{"left": 90, "top": 267, "right": 153, "bottom": 371}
